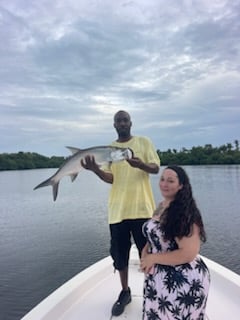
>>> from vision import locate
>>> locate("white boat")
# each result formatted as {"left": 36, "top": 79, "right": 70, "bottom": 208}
{"left": 21, "top": 245, "right": 240, "bottom": 320}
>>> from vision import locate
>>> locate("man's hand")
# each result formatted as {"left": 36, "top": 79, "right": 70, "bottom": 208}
{"left": 126, "top": 157, "right": 144, "bottom": 169}
{"left": 127, "top": 157, "right": 159, "bottom": 174}
{"left": 80, "top": 155, "right": 99, "bottom": 172}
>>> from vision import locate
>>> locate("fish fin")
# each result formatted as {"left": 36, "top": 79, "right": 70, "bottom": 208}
{"left": 66, "top": 146, "right": 81, "bottom": 154}
{"left": 53, "top": 182, "right": 59, "bottom": 201}
{"left": 70, "top": 173, "right": 78, "bottom": 182}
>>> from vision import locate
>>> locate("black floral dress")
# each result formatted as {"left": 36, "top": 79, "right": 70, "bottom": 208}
{"left": 142, "top": 219, "right": 210, "bottom": 320}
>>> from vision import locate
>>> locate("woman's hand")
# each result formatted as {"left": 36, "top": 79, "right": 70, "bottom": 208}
{"left": 140, "top": 254, "right": 155, "bottom": 274}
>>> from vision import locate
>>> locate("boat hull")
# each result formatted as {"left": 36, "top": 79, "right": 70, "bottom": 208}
{"left": 21, "top": 246, "right": 240, "bottom": 320}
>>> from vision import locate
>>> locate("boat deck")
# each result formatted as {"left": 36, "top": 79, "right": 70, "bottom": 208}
{"left": 63, "top": 258, "right": 143, "bottom": 320}
{"left": 22, "top": 245, "right": 240, "bottom": 320}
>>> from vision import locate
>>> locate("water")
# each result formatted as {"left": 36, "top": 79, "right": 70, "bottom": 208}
{"left": 0, "top": 166, "right": 240, "bottom": 320}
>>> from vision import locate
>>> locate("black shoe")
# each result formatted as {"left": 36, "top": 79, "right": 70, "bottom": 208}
{"left": 111, "top": 287, "right": 131, "bottom": 316}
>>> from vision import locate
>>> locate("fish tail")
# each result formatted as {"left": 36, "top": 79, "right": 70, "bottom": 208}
{"left": 52, "top": 182, "right": 59, "bottom": 202}
{"left": 34, "top": 177, "right": 53, "bottom": 190}
{"left": 34, "top": 178, "right": 59, "bottom": 201}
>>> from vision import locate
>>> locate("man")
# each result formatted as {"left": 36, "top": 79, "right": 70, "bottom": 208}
{"left": 81, "top": 110, "right": 160, "bottom": 316}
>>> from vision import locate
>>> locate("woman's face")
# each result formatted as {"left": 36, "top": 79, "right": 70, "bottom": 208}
{"left": 159, "top": 168, "right": 183, "bottom": 200}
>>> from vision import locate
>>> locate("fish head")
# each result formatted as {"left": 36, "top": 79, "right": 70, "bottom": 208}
{"left": 110, "top": 147, "right": 133, "bottom": 162}
{"left": 124, "top": 148, "right": 133, "bottom": 159}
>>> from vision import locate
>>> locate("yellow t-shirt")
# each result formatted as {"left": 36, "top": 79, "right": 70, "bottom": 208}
{"left": 106, "top": 136, "right": 160, "bottom": 224}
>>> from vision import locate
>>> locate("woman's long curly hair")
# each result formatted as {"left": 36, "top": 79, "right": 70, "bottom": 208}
{"left": 160, "top": 165, "right": 206, "bottom": 242}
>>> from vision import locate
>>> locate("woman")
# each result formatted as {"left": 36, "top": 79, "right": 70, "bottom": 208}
{"left": 141, "top": 165, "right": 210, "bottom": 320}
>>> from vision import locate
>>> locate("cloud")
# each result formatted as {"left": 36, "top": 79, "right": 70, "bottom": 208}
{"left": 0, "top": 0, "right": 239, "bottom": 155}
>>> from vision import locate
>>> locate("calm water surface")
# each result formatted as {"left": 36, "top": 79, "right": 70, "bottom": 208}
{"left": 0, "top": 165, "right": 240, "bottom": 320}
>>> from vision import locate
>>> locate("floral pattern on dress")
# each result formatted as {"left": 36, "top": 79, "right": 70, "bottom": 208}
{"left": 142, "top": 219, "right": 210, "bottom": 320}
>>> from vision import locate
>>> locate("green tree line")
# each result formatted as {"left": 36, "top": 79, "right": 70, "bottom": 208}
{"left": 157, "top": 140, "right": 240, "bottom": 165}
{"left": 0, "top": 152, "right": 65, "bottom": 171}
{"left": 0, "top": 140, "right": 239, "bottom": 171}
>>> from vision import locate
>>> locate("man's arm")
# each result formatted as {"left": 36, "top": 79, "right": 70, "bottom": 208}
{"left": 80, "top": 155, "right": 113, "bottom": 184}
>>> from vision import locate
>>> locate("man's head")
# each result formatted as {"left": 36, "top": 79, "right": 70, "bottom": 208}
{"left": 113, "top": 110, "right": 132, "bottom": 140}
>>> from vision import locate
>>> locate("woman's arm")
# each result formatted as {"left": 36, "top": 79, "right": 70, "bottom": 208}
{"left": 141, "top": 243, "right": 149, "bottom": 259}
{"left": 140, "top": 224, "right": 201, "bottom": 273}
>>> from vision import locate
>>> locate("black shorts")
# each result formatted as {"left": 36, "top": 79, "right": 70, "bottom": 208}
{"left": 109, "top": 219, "right": 148, "bottom": 271}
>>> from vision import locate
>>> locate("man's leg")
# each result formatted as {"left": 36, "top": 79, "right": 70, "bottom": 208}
{"left": 131, "top": 219, "right": 148, "bottom": 258}
{"left": 110, "top": 221, "right": 132, "bottom": 316}
{"left": 119, "top": 266, "right": 128, "bottom": 291}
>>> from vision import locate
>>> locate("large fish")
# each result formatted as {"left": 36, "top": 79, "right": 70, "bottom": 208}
{"left": 34, "top": 145, "right": 133, "bottom": 201}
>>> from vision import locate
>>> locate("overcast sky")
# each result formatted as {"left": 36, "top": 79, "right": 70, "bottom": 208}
{"left": 1, "top": 0, "right": 239, "bottom": 156}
